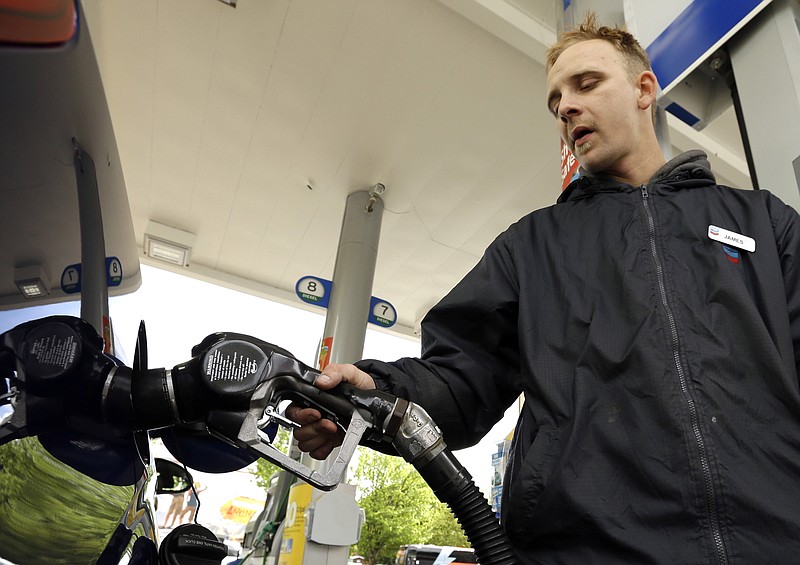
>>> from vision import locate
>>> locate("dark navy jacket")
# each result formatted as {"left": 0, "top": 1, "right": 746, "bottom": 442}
{"left": 358, "top": 151, "right": 800, "bottom": 564}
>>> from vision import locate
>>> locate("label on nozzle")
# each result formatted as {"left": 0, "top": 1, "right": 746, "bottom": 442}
{"left": 201, "top": 340, "right": 267, "bottom": 395}
{"left": 22, "top": 322, "right": 82, "bottom": 380}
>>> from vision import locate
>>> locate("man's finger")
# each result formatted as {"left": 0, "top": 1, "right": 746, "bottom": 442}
{"left": 285, "top": 405, "right": 322, "bottom": 425}
{"left": 316, "top": 363, "right": 376, "bottom": 390}
{"left": 309, "top": 441, "right": 337, "bottom": 460}
{"left": 296, "top": 434, "right": 333, "bottom": 455}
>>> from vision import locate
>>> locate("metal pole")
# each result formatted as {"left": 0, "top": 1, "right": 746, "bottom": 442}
{"left": 323, "top": 187, "right": 385, "bottom": 365}
{"left": 74, "top": 141, "right": 111, "bottom": 349}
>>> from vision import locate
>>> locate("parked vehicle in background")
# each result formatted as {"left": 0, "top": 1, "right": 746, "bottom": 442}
{"left": 395, "top": 544, "right": 478, "bottom": 565}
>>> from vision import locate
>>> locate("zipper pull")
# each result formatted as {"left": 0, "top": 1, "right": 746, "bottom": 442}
{"left": 640, "top": 185, "right": 649, "bottom": 198}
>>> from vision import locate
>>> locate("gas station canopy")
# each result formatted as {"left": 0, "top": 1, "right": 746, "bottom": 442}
{"left": 1, "top": 0, "right": 751, "bottom": 336}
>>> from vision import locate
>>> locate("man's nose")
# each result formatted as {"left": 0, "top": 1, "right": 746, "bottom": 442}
{"left": 558, "top": 96, "right": 581, "bottom": 122}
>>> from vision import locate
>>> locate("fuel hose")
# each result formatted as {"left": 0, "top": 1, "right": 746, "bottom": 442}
{"left": 392, "top": 402, "right": 516, "bottom": 564}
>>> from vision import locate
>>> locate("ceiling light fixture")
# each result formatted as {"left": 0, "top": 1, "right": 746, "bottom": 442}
{"left": 144, "top": 221, "right": 196, "bottom": 267}
{"left": 14, "top": 265, "right": 50, "bottom": 299}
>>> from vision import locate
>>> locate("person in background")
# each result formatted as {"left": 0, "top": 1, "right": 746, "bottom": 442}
{"left": 160, "top": 492, "right": 185, "bottom": 529}
{"left": 290, "top": 13, "right": 800, "bottom": 564}
{"left": 179, "top": 482, "right": 205, "bottom": 525}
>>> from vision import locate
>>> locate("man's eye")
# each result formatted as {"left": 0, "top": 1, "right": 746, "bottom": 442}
{"left": 579, "top": 80, "right": 597, "bottom": 90}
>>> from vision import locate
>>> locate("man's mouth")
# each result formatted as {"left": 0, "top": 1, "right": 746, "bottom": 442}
{"left": 571, "top": 126, "right": 594, "bottom": 148}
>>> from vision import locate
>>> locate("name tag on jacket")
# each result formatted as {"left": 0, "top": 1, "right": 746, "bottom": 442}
{"left": 708, "top": 225, "right": 756, "bottom": 252}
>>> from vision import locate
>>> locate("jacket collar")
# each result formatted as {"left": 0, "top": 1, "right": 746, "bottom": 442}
{"left": 557, "top": 150, "right": 716, "bottom": 204}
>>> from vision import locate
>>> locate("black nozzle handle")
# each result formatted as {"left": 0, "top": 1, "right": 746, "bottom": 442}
{"left": 232, "top": 388, "right": 370, "bottom": 491}
{"left": 261, "top": 375, "right": 367, "bottom": 425}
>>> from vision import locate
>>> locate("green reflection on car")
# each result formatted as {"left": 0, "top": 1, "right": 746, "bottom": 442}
{"left": 0, "top": 437, "right": 133, "bottom": 564}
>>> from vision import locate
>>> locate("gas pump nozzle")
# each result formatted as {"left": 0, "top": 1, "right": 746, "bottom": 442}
{"left": 153, "top": 332, "right": 486, "bottom": 509}
{"left": 0, "top": 318, "right": 418, "bottom": 491}
{"left": 131, "top": 332, "right": 409, "bottom": 491}
{"left": 133, "top": 331, "right": 463, "bottom": 494}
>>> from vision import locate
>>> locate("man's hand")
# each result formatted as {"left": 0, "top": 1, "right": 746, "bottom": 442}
{"left": 286, "top": 363, "right": 376, "bottom": 460}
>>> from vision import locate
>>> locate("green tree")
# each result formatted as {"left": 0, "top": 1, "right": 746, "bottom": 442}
{"left": 424, "top": 500, "right": 469, "bottom": 547}
{"left": 352, "top": 449, "right": 468, "bottom": 565}
{"left": 250, "top": 427, "right": 292, "bottom": 491}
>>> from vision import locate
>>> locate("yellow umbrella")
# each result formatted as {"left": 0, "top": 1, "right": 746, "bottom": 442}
{"left": 219, "top": 496, "right": 263, "bottom": 524}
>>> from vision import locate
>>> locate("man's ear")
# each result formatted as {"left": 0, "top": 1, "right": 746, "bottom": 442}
{"left": 637, "top": 71, "right": 659, "bottom": 110}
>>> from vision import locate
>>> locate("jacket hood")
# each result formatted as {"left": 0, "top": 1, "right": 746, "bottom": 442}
{"left": 558, "top": 150, "right": 716, "bottom": 204}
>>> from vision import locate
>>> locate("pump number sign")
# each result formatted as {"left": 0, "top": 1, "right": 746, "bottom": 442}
{"left": 61, "top": 265, "right": 81, "bottom": 294}
{"left": 369, "top": 297, "right": 396, "bottom": 328}
{"left": 295, "top": 276, "right": 397, "bottom": 328}
{"left": 61, "top": 257, "right": 123, "bottom": 294}
{"left": 295, "top": 276, "right": 332, "bottom": 308}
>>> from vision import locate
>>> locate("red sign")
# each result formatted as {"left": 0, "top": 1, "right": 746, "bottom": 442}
{"left": 561, "top": 140, "right": 580, "bottom": 190}
{"left": 318, "top": 336, "right": 333, "bottom": 370}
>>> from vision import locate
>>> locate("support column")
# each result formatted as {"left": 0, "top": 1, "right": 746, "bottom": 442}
{"left": 74, "top": 141, "right": 112, "bottom": 351}
{"left": 322, "top": 188, "right": 385, "bottom": 366}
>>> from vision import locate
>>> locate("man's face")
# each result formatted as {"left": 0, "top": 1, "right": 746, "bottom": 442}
{"left": 545, "top": 39, "right": 643, "bottom": 178}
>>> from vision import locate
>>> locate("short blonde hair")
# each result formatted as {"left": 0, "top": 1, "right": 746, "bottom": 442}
{"left": 546, "top": 13, "right": 652, "bottom": 80}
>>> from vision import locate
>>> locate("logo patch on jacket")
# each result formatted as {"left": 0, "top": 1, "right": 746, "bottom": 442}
{"left": 722, "top": 245, "right": 740, "bottom": 264}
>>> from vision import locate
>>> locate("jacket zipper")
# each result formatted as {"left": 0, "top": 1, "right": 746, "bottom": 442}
{"left": 640, "top": 185, "right": 729, "bottom": 565}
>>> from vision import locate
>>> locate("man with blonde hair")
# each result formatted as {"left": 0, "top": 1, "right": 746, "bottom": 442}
{"left": 290, "top": 14, "right": 800, "bottom": 563}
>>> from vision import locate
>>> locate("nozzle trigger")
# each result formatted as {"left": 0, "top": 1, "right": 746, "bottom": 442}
{"left": 258, "top": 405, "right": 300, "bottom": 431}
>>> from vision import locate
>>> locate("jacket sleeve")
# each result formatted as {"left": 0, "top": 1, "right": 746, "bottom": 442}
{"left": 770, "top": 193, "right": 800, "bottom": 378}
{"left": 356, "top": 231, "right": 523, "bottom": 450}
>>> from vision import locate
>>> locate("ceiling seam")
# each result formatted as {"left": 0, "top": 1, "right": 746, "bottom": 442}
{"left": 454, "top": 123, "right": 553, "bottom": 247}
{"left": 323, "top": 0, "right": 429, "bottom": 193}
{"left": 379, "top": 6, "right": 478, "bottom": 196}
{"left": 274, "top": 0, "right": 363, "bottom": 284}
{"left": 146, "top": 0, "right": 160, "bottom": 224}
{"left": 219, "top": 0, "right": 292, "bottom": 279}
{"left": 278, "top": 0, "right": 361, "bottom": 198}
{"left": 187, "top": 3, "right": 225, "bottom": 267}
{"left": 374, "top": 206, "right": 479, "bottom": 298}
{"left": 250, "top": 1, "right": 362, "bottom": 286}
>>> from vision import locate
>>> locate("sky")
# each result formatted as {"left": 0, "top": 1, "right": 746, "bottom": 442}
{"left": 0, "top": 263, "right": 519, "bottom": 529}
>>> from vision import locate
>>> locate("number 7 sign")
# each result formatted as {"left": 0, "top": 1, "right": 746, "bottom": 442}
{"left": 368, "top": 296, "right": 396, "bottom": 328}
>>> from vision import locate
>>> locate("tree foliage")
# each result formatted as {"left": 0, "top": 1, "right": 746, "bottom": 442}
{"left": 351, "top": 449, "right": 468, "bottom": 565}
{"left": 250, "top": 427, "right": 292, "bottom": 491}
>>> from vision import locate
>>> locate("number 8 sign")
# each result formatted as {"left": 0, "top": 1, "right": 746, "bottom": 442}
{"left": 106, "top": 257, "right": 122, "bottom": 286}
{"left": 295, "top": 276, "right": 332, "bottom": 308}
